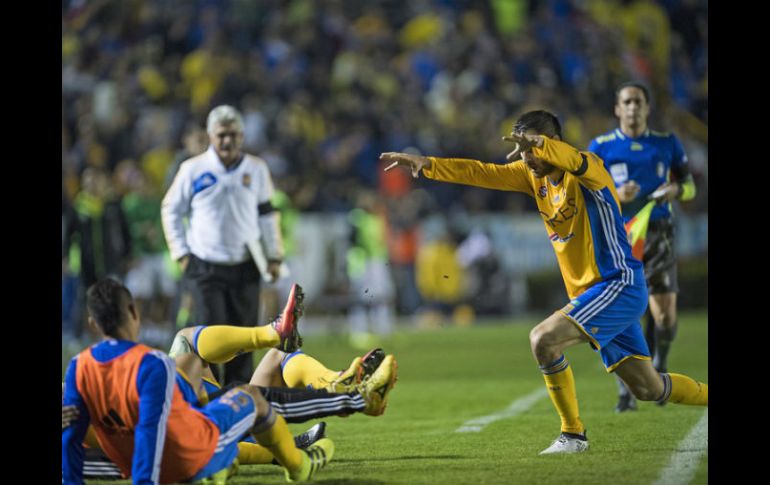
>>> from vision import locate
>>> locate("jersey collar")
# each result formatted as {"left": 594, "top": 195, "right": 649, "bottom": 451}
{"left": 616, "top": 127, "right": 650, "bottom": 140}
{"left": 208, "top": 146, "right": 245, "bottom": 172}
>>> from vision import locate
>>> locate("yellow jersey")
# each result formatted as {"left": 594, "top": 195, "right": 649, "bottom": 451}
{"left": 424, "top": 137, "right": 644, "bottom": 299}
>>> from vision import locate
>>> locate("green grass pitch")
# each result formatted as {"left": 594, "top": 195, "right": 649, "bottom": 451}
{"left": 81, "top": 311, "right": 708, "bottom": 485}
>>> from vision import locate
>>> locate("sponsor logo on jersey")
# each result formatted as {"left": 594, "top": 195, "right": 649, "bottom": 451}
{"left": 591, "top": 327, "right": 599, "bottom": 334}
{"left": 631, "top": 142, "right": 643, "bottom": 151}
{"left": 540, "top": 197, "right": 578, "bottom": 228}
{"left": 538, "top": 186, "right": 547, "bottom": 198}
{"left": 192, "top": 172, "right": 218, "bottom": 195}
{"left": 549, "top": 232, "right": 575, "bottom": 243}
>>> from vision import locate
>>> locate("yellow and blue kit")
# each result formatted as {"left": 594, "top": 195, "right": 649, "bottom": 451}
{"left": 424, "top": 136, "right": 649, "bottom": 371}
{"left": 588, "top": 128, "right": 693, "bottom": 222}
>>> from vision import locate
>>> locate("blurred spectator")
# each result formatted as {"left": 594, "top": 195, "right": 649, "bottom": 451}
{"left": 63, "top": 166, "right": 132, "bottom": 343}
{"left": 165, "top": 122, "right": 209, "bottom": 189}
{"left": 346, "top": 190, "right": 396, "bottom": 349}
{"left": 122, "top": 164, "right": 176, "bottom": 335}
{"left": 414, "top": 222, "right": 467, "bottom": 327}
{"left": 456, "top": 228, "right": 511, "bottom": 315}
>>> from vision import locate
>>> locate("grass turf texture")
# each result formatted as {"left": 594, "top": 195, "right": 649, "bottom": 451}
{"left": 77, "top": 311, "right": 708, "bottom": 485}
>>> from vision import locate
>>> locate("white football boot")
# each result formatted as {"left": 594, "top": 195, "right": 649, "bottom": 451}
{"left": 539, "top": 432, "right": 589, "bottom": 455}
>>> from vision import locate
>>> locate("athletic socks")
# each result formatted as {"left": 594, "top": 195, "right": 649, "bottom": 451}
{"left": 281, "top": 351, "right": 339, "bottom": 389}
{"left": 194, "top": 325, "right": 280, "bottom": 364}
{"left": 657, "top": 373, "right": 708, "bottom": 406}
{"left": 540, "top": 355, "right": 585, "bottom": 435}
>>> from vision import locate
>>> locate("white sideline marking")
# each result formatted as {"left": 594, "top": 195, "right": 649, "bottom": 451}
{"left": 652, "top": 409, "right": 708, "bottom": 485}
{"left": 455, "top": 388, "right": 548, "bottom": 433}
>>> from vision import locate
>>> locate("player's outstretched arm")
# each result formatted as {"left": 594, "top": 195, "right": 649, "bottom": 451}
{"left": 381, "top": 152, "right": 432, "bottom": 178}
{"left": 504, "top": 132, "right": 608, "bottom": 190}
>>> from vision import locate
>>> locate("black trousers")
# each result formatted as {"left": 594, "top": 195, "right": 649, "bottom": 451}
{"left": 207, "top": 384, "right": 366, "bottom": 423}
{"left": 184, "top": 254, "right": 262, "bottom": 384}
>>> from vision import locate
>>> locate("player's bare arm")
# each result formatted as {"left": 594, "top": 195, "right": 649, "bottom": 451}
{"left": 380, "top": 152, "right": 432, "bottom": 178}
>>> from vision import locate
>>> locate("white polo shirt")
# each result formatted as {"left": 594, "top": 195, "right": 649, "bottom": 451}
{"left": 162, "top": 146, "right": 282, "bottom": 265}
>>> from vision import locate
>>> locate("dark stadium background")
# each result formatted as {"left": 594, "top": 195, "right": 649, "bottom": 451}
{"left": 61, "top": 0, "right": 707, "bottom": 349}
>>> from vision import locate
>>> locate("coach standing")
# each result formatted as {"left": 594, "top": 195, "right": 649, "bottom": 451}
{"left": 162, "top": 105, "right": 284, "bottom": 385}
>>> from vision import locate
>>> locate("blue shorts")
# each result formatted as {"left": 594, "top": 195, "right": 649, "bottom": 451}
{"left": 189, "top": 388, "right": 257, "bottom": 482}
{"left": 560, "top": 278, "right": 651, "bottom": 372}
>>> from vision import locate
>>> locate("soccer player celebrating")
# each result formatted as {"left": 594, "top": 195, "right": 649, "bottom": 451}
{"left": 62, "top": 278, "right": 336, "bottom": 484}
{"left": 381, "top": 110, "right": 707, "bottom": 454}
{"left": 588, "top": 82, "right": 697, "bottom": 412}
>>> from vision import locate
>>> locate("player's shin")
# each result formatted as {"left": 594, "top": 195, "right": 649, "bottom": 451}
{"left": 281, "top": 352, "right": 339, "bottom": 389}
{"left": 250, "top": 406, "right": 303, "bottom": 472}
{"left": 195, "top": 325, "right": 280, "bottom": 364}
{"left": 237, "top": 441, "right": 275, "bottom": 465}
{"left": 540, "top": 355, "right": 585, "bottom": 434}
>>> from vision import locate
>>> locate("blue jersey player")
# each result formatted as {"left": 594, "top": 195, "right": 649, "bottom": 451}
{"left": 588, "top": 82, "right": 697, "bottom": 412}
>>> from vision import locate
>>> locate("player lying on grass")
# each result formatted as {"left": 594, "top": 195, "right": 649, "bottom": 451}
{"left": 381, "top": 110, "right": 707, "bottom": 455}
{"left": 63, "top": 279, "right": 398, "bottom": 483}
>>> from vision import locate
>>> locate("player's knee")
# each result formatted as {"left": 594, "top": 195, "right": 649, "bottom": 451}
{"left": 529, "top": 327, "right": 561, "bottom": 363}
{"left": 529, "top": 326, "right": 556, "bottom": 357}
{"left": 169, "top": 328, "right": 197, "bottom": 358}
{"left": 652, "top": 309, "right": 675, "bottom": 326}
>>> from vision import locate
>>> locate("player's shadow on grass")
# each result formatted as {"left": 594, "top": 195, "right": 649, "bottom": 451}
{"left": 312, "top": 480, "right": 387, "bottom": 485}
{"left": 333, "top": 454, "right": 464, "bottom": 463}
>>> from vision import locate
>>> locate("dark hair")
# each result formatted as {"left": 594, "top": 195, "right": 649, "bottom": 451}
{"left": 615, "top": 82, "right": 651, "bottom": 104}
{"left": 513, "top": 110, "right": 562, "bottom": 139}
{"left": 86, "top": 278, "right": 133, "bottom": 337}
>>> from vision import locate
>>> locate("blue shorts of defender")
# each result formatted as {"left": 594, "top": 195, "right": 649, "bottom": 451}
{"left": 559, "top": 277, "right": 651, "bottom": 372}
{"left": 188, "top": 388, "right": 257, "bottom": 482}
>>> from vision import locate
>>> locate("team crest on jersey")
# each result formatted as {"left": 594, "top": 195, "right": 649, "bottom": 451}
{"left": 591, "top": 327, "right": 599, "bottom": 334}
{"left": 631, "top": 142, "right": 643, "bottom": 151}
{"left": 549, "top": 232, "right": 575, "bottom": 243}
{"left": 242, "top": 174, "right": 251, "bottom": 187}
{"left": 538, "top": 186, "right": 547, "bottom": 198}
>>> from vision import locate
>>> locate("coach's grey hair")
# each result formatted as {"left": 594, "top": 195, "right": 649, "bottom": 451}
{"left": 206, "top": 105, "right": 244, "bottom": 134}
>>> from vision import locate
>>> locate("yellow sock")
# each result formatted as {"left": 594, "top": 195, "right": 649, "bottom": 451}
{"left": 540, "top": 355, "right": 584, "bottom": 434}
{"left": 282, "top": 352, "right": 339, "bottom": 389}
{"left": 252, "top": 410, "right": 303, "bottom": 472}
{"left": 663, "top": 373, "right": 708, "bottom": 405}
{"left": 237, "top": 442, "right": 275, "bottom": 465}
{"left": 195, "top": 325, "right": 279, "bottom": 364}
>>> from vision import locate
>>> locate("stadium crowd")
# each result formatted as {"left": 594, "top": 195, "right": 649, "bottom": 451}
{"left": 62, "top": 0, "right": 708, "bottom": 342}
